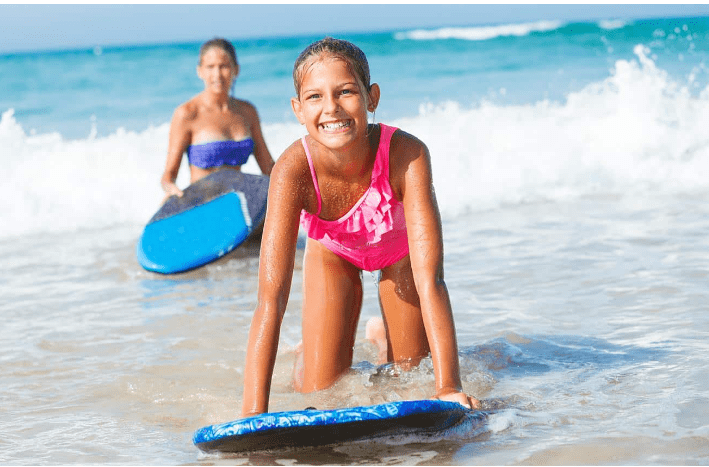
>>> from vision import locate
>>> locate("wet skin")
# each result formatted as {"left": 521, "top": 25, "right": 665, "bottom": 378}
{"left": 160, "top": 46, "right": 274, "bottom": 202}
{"left": 241, "top": 56, "right": 479, "bottom": 417}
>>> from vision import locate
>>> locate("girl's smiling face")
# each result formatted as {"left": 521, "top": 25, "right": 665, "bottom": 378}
{"left": 292, "top": 56, "right": 379, "bottom": 153}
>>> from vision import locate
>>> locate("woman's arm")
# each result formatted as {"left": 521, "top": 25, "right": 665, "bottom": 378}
{"left": 241, "top": 145, "right": 304, "bottom": 416}
{"left": 394, "top": 132, "right": 480, "bottom": 409}
{"left": 160, "top": 104, "right": 193, "bottom": 199}
{"left": 242, "top": 101, "right": 275, "bottom": 176}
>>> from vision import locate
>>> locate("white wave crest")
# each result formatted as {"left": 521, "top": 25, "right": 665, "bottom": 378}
{"left": 391, "top": 44, "right": 709, "bottom": 217}
{"left": 0, "top": 111, "right": 302, "bottom": 239}
{"left": 394, "top": 20, "right": 564, "bottom": 42}
{"left": 2, "top": 46, "right": 709, "bottom": 238}
{"left": 598, "top": 19, "right": 628, "bottom": 30}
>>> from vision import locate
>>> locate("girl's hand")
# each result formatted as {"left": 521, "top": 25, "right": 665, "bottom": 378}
{"left": 436, "top": 390, "right": 481, "bottom": 410}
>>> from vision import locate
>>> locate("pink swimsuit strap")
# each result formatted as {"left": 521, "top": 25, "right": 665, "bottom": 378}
{"left": 301, "top": 124, "right": 397, "bottom": 221}
{"left": 301, "top": 135, "right": 322, "bottom": 216}
{"left": 299, "top": 124, "right": 409, "bottom": 272}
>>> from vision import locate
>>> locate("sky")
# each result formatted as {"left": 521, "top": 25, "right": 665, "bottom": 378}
{"left": 1, "top": 3, "right": 709, "bottom": 54}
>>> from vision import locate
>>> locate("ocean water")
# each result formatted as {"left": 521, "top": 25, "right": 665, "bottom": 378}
{"left": 2, "top": 15, "right": 709, "bottom": 465}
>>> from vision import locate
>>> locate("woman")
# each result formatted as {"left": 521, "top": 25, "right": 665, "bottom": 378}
{"left": 160, "top": 38, "right": 274, "bottom": 201}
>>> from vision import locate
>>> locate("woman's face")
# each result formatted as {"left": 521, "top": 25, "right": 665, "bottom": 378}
{"left": 197, "top": 47, "right": 238, "bottom": 94}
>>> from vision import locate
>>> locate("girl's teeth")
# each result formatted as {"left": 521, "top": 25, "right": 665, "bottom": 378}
{"left": 322, "top": 121, "right": 350, "bottom": 131}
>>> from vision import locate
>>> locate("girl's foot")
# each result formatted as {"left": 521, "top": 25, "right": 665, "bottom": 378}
{"left": 365, "top": 317, "right": 388, "bottom": 364}
{"left": 293, "top": 341, "right": 304, "bottom": 392}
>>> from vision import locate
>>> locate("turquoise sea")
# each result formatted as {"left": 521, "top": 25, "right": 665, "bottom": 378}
{"left": 2, "top": 15, "right": 709, "bottom": 465}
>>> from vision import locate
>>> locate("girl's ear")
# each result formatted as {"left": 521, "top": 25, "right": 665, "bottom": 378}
{"left": 291, "top": 97, "right": 305, "bottom": 124}
{"left": 367, "top": 83, "right": 381, "bottom": 112}
{"left": 233, "top": 63, "right": 240, "bottom": 80}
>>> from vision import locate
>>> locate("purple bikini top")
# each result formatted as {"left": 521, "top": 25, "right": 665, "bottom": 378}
{"left": 187, "top": 138, "right": 254, "bottom": 169}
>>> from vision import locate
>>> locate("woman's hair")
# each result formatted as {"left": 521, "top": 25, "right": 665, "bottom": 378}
{"left": 293, "top": 37, "right": 371, "bottom": 98}
{"left": 199, "top": 37, "right": 238, "bottom": 67}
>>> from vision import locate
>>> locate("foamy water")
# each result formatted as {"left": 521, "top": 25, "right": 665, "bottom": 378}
{"left": 3, "top": 189, "right": 708, "bottom": 464}
{"left": 3, "top": 46, "right": 708, "bottom": 238}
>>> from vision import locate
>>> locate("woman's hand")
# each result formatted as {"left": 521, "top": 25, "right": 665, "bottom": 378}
{"left": 161, "top": 182, "right": 183, "bottom": 203}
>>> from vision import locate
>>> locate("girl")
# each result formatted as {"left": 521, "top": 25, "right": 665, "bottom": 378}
{"left": 241, "top": 37, "right": 479, "bottom": 417}
{"left": 160, "top": 38, "right": 274, "bottom": 202}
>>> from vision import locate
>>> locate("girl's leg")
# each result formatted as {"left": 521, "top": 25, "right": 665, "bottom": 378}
{"left": 378, "top": 255, "right": 430, "bottom": 367}
{"left": 295, "top": 238, "right": 363, "bottom": 393}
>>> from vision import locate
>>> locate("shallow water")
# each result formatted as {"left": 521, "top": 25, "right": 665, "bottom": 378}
{"left": 3, "top": 13, "right": 709, "bottom": 464}
{"left": 3, "top": 190, "right": 708, "bottom": 465}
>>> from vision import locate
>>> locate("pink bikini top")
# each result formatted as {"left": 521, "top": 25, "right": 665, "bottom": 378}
{"left": 299, "top": 124, "right": 409, "bottom": 271}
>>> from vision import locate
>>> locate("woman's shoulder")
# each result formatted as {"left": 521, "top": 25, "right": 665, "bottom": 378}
{"left": 231, "top": 97, "right": 259, "bottom": 118}
{"left": 172, "top": 96, "right": 200, "bottom": 123}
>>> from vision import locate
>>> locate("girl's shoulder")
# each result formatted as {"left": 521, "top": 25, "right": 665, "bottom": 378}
{"left": 272, "top": 139, "right": 311, "bottom": 181}
{"left": 388, "top": 127, "right": 430, "bottom": 167}
{"left": 387, "top": 126, "right": 432, "bottom": 196}
{"left": 270, "top": 138, "right": 317, "bottom": 211}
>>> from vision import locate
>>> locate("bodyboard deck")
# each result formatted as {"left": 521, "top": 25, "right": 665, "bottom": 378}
{"left": 137, "top": 169, "right": 268, "bottom": 274}
{"left": 193, "top": 400, "right": 472, "bottom": 454}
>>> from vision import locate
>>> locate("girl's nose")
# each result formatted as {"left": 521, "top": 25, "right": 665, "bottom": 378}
{"left": 323, "top": 94, "right": 339, "bottom": 113}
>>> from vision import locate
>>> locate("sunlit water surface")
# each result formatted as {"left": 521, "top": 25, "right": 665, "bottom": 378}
{"left": 3, "top": 192, "right": 708, "bottom": 465}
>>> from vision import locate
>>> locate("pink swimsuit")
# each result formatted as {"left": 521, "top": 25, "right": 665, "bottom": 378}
{"left": 299, "top": 124, "right": 409, "bottom": 271}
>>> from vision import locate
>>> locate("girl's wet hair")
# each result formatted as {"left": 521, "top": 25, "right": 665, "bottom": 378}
{"left": 293, "top": 37, "right": 371, "bottom": 98}
{"left": 199, "top": 37, "right": 238, "bottom": 67}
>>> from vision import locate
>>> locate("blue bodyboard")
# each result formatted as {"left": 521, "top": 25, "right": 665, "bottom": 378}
{"left": 193, "top": 400, "right": 471, "bottom": 454}
{"left": 137, "top": 169, "right": 269, "bottom": 274}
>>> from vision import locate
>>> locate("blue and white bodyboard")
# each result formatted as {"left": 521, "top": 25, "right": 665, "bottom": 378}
{"left": 193, "top": 400, "right": 472, "bottom": 454}
{"left": 137, "top": 169, "right": 269, "bottom": 274}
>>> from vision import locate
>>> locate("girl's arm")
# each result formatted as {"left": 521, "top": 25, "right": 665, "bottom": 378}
{"left": 395, "top": 132, "right": 481, "bottom": 409}
{"left": 161, "top": 105, "right": 192, "bottom": 200}
{"left": 241, "top": 147, "right": 304, "bottom": 417}
{"left": 241, "top": 101, "right": 275, "bottom": 176}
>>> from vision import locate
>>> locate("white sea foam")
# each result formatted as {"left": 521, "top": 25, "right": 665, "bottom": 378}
{"left": 394, "top": 21, "right": 564, "bottom": 42}
{"left": 396, "top": 45, "right": 709, "bottom": 217}
{"left": 488, "top": 409, "right": 518, "bottom": 433}
{"left": 2, "top": 46, "right": 708, "bottom": 239}
{"left": 598, "top": 19, "right": 628, "bottom": 30}
{"left": 0, "top": 110, "right": 303, "bottom": 239}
